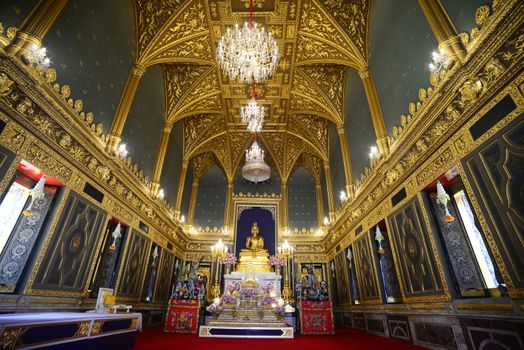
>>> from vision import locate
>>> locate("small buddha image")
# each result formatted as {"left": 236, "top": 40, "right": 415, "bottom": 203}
{"left": 245, "top": 222, "right": 265, "bottom": 251}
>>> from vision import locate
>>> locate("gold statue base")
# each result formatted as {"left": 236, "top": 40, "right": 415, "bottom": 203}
{"left": 236, "top": 250, "right": 271, "bottom": 273}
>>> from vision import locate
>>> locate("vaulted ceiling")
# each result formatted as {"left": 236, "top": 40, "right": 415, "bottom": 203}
{"left": 131, "top": 0, "right": 369, "bottom": 182}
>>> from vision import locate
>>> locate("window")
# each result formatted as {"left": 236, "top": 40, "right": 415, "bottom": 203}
{"left": 0, "top": 161, "right": 61, "bottom": 293}
{"left": 453, "top": 190, "right": 499, "bottom": 289}
{"left": 426, "top": 169, "right": 505, "bottom": 298}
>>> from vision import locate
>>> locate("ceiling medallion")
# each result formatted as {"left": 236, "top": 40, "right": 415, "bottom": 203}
{"left": 216, "top": 0, "right": 279, "bottom": 83}
{"left": 242, "top": 138, "right": 270, "bottom": 183}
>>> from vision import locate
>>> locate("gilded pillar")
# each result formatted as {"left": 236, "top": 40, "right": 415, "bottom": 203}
{"left": 358, "top": 67, "right": 389, "bottom": 156}
{"left": 106, "top": 64, "right": 146, "bottom": 153}
{"left": 5, "top": 0, "right": 68, "bottom": 57}
{"left": 281, "top": 181, "right": 289, "bottom": 230}
{"left": 315, "top": 183, "right": 325, "bottom": 227}
{"left": 223, "top": 181, "right": 233, "bottom": 229}
{"left": 188, "top": 178, "right": 199, "bottom": 226}
{"left": 337, "top": 125, "right": 354, "bottom": 199}
{"left": 174, "top": 160, "right": 189, "bottom": 220}
{"left": 323, "top": 162, "right": 335, "bottom": 223}
{"left": 151, "top": 123, "right": 173, "bottom": 195}
{"left": 418, "top": 0, "right": 466, "bottom": 62}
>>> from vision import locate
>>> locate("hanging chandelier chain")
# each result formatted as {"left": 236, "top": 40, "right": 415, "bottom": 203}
{"left": 249, "top": 0, "right": 253, "bottom": 27}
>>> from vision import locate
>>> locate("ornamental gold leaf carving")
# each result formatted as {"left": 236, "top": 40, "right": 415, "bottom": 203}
{"left": 297, "top": 65, "right": 345, "bottom": 116}
{"left": 228, "top": 131, "right": 252, "bottom": 172}
{"left": 193, "top": 152, "right": 216, "bottom": 178}
{"left": 300, "top": 152, "right": 322, "bottom": 182}
{"left": 140, "top": 0, "right": 209, "bottom": 63}
{"left": 319, "top": 0, "right": 369, "bottom": 59}
{"left": 259, "top": 132, "right": 285, "bottom": 177}
{"left": 164, "top": 64, "right": 209, "bottom": 117}
{"left": 284, "top": 134, "right": 303, "bottom": 177}
{"left": 183, "top": 114, "right": 216, "bottom": 153}
{"left": 151, "top": 34, "right": 213, "bottom": 64}
{"left": 289, "top": 114, "right": 328, "bottom": 157}
{"left": 135, "top": 0, "right": 186, "bottom": 58}
{"left": 296, "top": 35, "right": 358, "bottom": 67}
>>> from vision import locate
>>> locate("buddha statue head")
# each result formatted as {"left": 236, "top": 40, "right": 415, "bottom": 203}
{"left": 251, "top": 222, "right": 259, "bottom": 236}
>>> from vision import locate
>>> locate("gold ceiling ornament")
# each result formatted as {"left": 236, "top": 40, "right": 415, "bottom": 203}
{"left": 216, "top": 0, "right": 279, "bottom": 83}
{"left": 136, "top": 0, "right": 211, "bottom": 65}
{"left": 192, "top": 152, "right": 216, "bottom": 179}
{"left": 241, "top": 0, "right": 265, "bottom": 9}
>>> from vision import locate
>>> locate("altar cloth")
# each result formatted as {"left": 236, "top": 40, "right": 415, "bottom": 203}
{"left": 0, "top": 312, "right": 140, "bottom": 349}
{"left": 299, "top": 300, "right": 335, "bottom": 335}
{"left": 164, "top": 299, "right": 200, "bottom": 334}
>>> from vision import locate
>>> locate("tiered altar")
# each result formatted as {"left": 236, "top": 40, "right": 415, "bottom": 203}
{"left": 199, "top": 222, "right": 293, "bottom": 338}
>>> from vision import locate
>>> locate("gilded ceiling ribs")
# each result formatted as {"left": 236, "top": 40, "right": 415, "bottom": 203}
{"left": 131, "top": 0, "right": 371, "bottom": 185}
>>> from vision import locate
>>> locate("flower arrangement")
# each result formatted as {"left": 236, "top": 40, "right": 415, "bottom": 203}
{"left": 260, "top": 296, "right": 276, "bottom": 306}
{"left": 272, "top": 305, "right": 285, "bottom": 314}
{"left": 227, "top": 284, "right": 238, "bottom": 293}
{"left": 219, "top": 253, "right": 237, "bottom": 265}
{"left": 239, "top": 288, "right": 257, "bottom": 298}
{"left": 207, "top": 303, "right": 223, "bottom": 315}
{"left": 269, "top": 255, "right": 285, "bottom": 266}
{"left": 220, "top": 294, "right": 236, "bottom": 304}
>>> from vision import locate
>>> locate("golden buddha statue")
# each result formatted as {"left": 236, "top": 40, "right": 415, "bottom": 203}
{"left": 236, "top": 222, "right": 271, "bottom": 273}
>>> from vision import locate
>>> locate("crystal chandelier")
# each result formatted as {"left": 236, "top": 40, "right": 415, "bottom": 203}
{"left": 242, "top": 139, "right": 270, "bottom": 183}
{"left": 240, "top": 97, "right": 264, "bottom": 133}
{"left": 216, "top": 0, "right": 279, "bottom": 83}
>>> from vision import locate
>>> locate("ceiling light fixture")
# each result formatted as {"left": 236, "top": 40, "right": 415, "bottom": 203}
{"left": 242, "top": 137, "right": 270, "bottom": 183}
{"left": 216, "top": 0, "right": 279, "bottom": 83}
{"left": 240, "top": 97, "right": 264, "bottom": 133}
{"left": 368, "top": 145, "right": 379, "bottom": 160}
{"left": 26, "top": 44, "right": 50, "bottom": 69}
{"left": 429, "top": 48, "right": 451, "bottom": 74}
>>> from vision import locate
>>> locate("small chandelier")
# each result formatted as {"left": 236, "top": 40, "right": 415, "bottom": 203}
{"left": 240, "top": 97, "right": 264, "bottom": 133}
{"left": 242, "top": 139, "right": 270, "bottom": 183}
{"left": 216, "top": 0, "right": 279, "bottom": 83}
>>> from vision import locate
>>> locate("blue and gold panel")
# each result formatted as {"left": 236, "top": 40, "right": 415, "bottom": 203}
{"left": 352, "top": 234, "right": 382, "bottom": 304}
{"left": 333, "top": 251, "right": 351, "bottom": 306}
{"left": 0, "top": 144, "right": 15, "bottom": 185}
{"left": 117, "top": 229, "right": 151, "bottom": 299}
{"left": 0, "top": 190, "right": 57, "bottom": 293}
{"left": 32, "top": 191, "right": 107, "bottom": 294}
{"left": 388, "top": 198, "right": 445, "bottom": 300}
{"left": 462, "top": 115, "right": 524, "bottom": 292}
{"left": 141, "top": 244, "right": 160, "bottom": 302}
{"left": 154, "top": 250, "right": 175, "bottom": 303}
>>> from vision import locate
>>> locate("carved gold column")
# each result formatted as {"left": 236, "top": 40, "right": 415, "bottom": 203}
{"left": 418, "top": 0, "right": 466, "bottom": 62}
{"left": 106, "top": 64, "right": 146, "bottom": 153}
{"left": 337, "top": 125, "right": 354, "bottom": 199}
{"left": 315, "top": 183, "right": 325, "bottom": 227}
{"left": 323, "top": 161, "right": 335, "bottom": 223}
{"left": 223, "top": 181, "right": 233, "bottom": 229}
{"left": 281, "top": 181, "right": 289, "bottom": 230}
{"left": 174, "top": 160, "right": 189, "bottom": 220}
{"left": 5, "top": 0, "right": 68, "bottom": 57}
{"left": 151, "top": 123, "right": 173, "bottom": 196}
{"left": 358, "top": 67, "right": 389, "bottom": 156}
{"left": 188, "top": 178, "right": 199, "bottom": 226}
